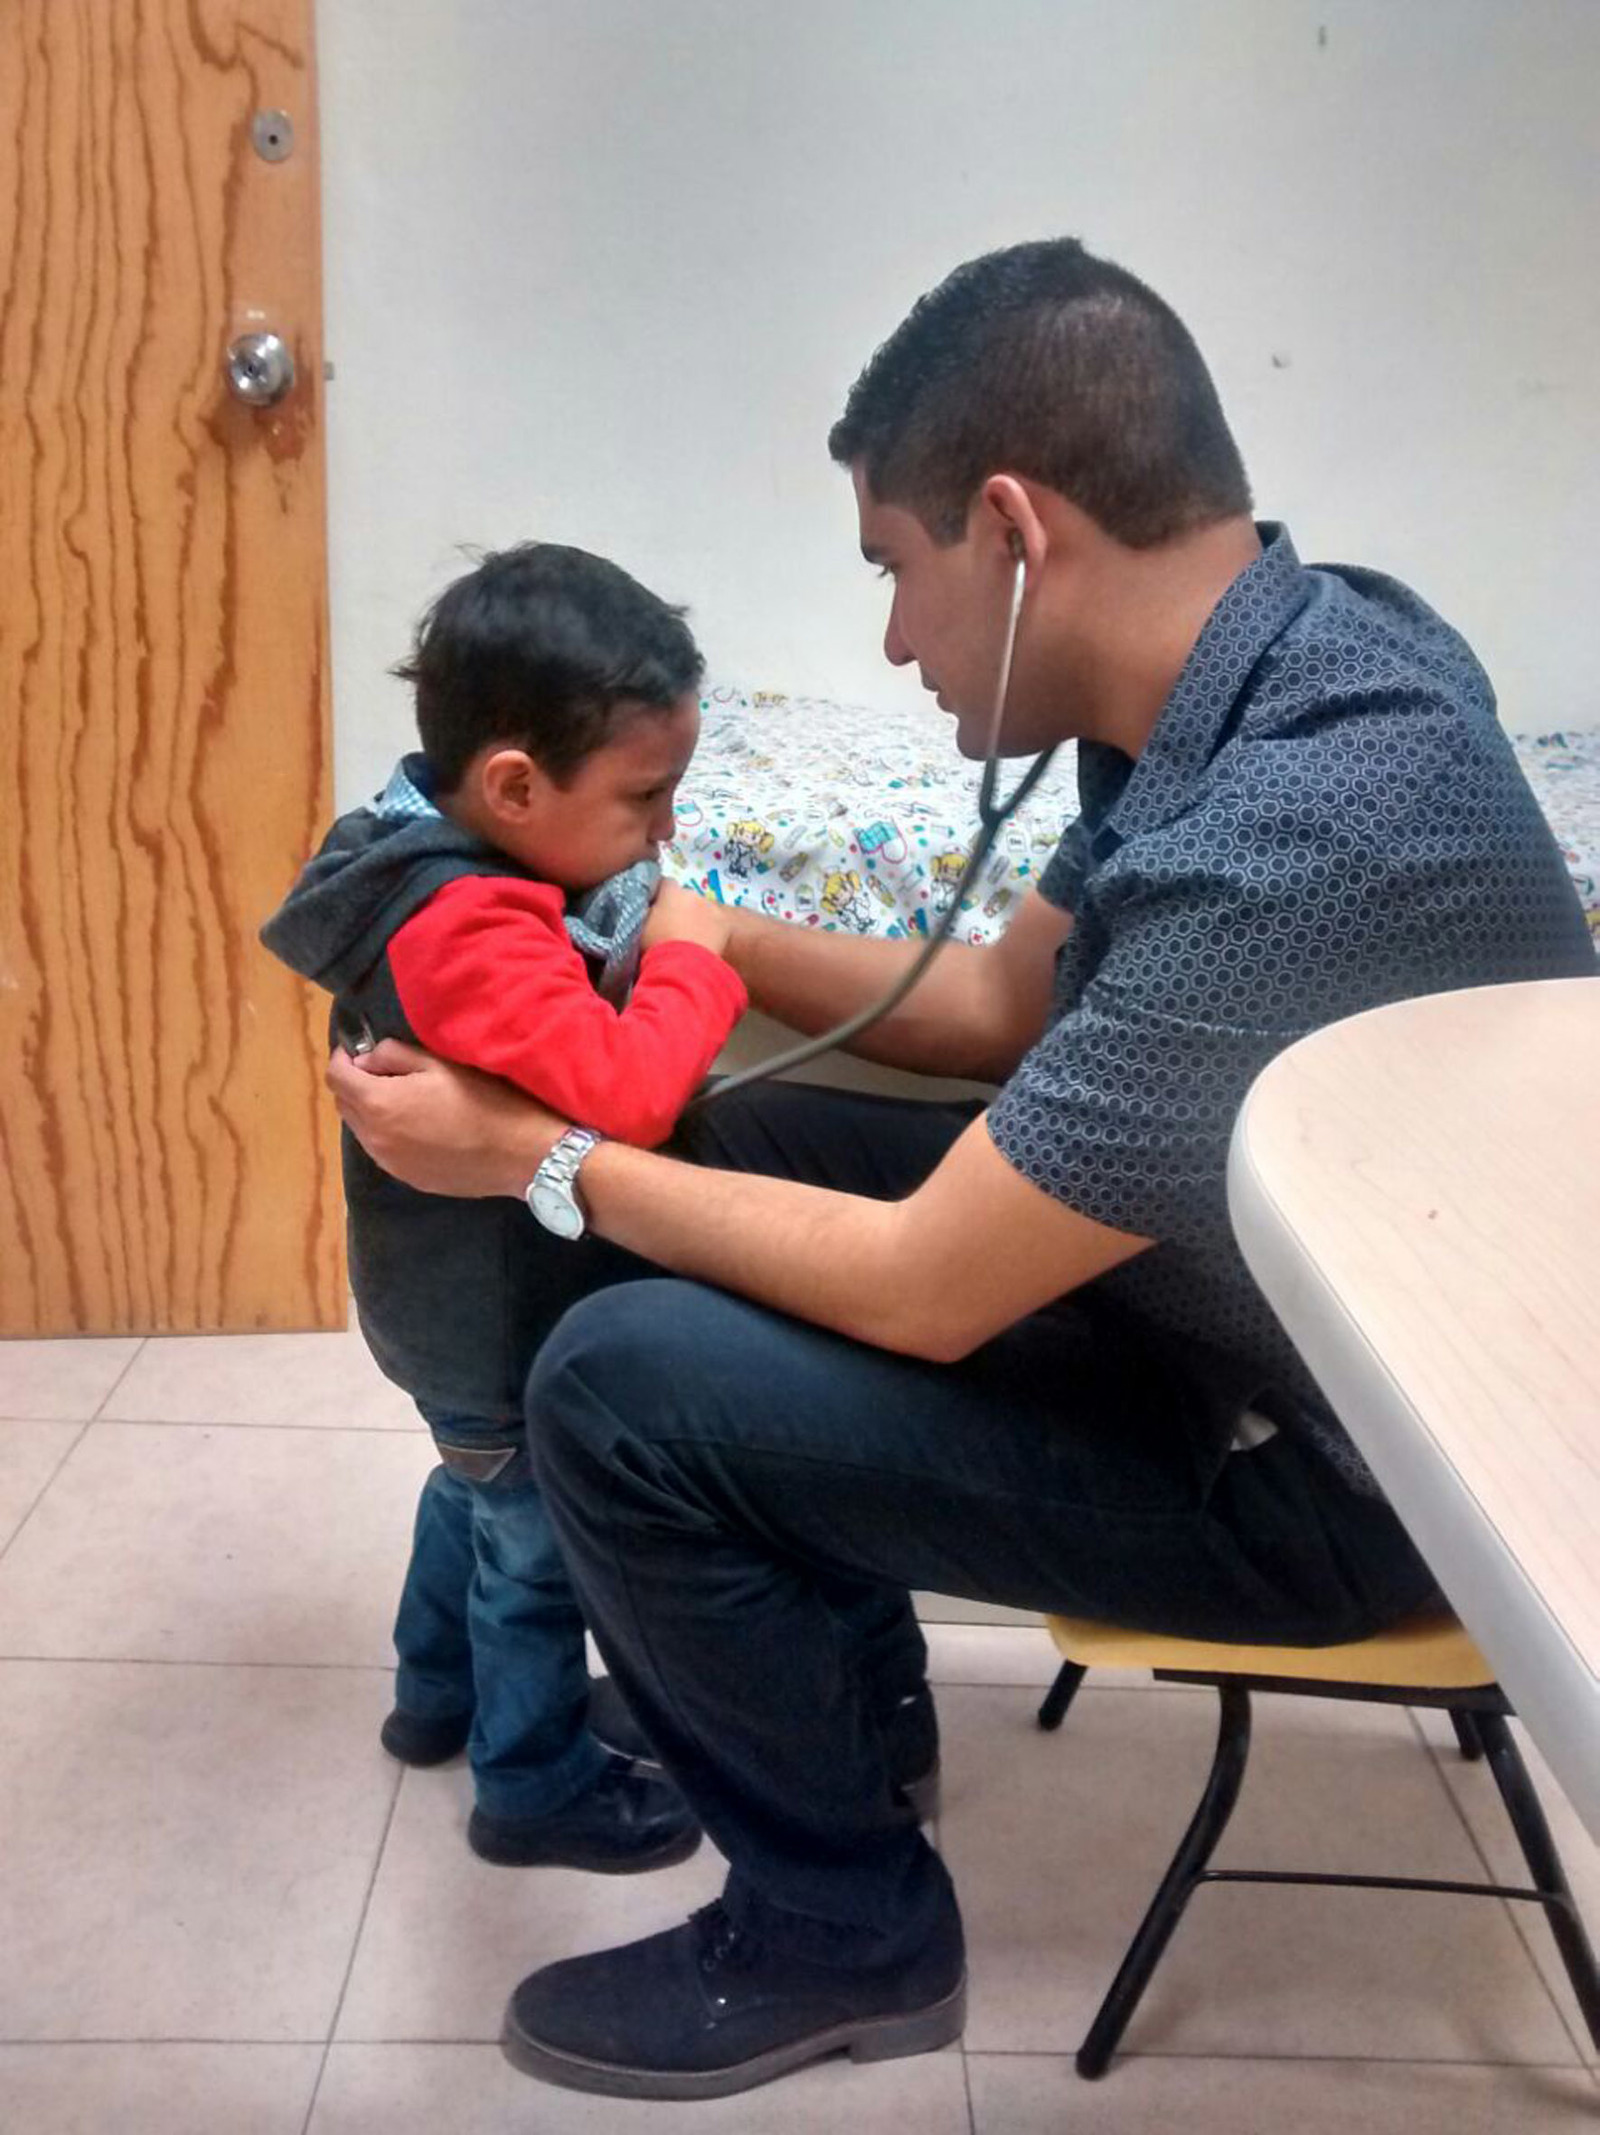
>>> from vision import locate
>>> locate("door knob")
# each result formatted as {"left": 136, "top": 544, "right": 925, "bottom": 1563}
{"left": 225, "top": 332, "right": 295, "bottom": 408}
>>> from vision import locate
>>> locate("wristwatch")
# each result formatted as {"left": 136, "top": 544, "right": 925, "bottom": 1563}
{"left": 525, "top": 1127, "right": 603, "bottom": 1240}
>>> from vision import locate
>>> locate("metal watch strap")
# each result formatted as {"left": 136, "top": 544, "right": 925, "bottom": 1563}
{"left": 542, "top": 1127, "right": 600, "bottom": 1195}
{"left": 527, "top": 1126, "right": 603, "bottom": 1240}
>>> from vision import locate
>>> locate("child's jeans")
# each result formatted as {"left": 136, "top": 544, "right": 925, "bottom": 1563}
{"left": 392, "top": 1405, "right": 609, "bottom": 1820}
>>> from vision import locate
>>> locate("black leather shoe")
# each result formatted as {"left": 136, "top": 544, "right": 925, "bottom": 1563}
{"left": 502, "top": 1893, "right": 965, "bottom": 2099}
{"left": 382, "top": 1679, "right": 670, "bottom": 1777}
{"left": 379, "top": 1706, "right": 472, "bottom": 1767}
{"left": 468, "top": 1756, "right": 701, "bottom": 1873}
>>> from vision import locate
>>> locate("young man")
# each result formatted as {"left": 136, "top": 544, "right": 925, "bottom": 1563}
{"left": 327, "top": 240, "right": 1594, "bottom": 2100}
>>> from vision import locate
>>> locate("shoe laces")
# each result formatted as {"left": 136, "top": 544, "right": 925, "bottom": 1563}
{"left": 691, "top": 1900, "right": 755, "bottom": 1976}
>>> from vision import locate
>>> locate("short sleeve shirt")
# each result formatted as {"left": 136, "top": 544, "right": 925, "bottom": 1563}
{"left": 987, "top": 524, "right": 1595, "bottom": 1486}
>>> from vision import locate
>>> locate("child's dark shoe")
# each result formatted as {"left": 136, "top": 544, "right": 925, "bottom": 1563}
{"left": 379, "top": 1706, "right": 472, "bottom": 1767}
{"left": 468, "top": 1756, "right": 701, "bottom": 1872}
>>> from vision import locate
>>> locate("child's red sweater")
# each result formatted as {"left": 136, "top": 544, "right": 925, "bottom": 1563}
{"left": 389, "top": 874, "right": 747, "bottom": 1148}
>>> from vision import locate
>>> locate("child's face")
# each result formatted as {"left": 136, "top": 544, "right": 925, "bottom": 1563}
{"left": 470, "top": 695, "right": 699, "bottom": 894}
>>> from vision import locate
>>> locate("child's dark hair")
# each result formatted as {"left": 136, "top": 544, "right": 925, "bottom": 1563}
{"left": 392, "top": 543, "right": 705, "bottom": 791}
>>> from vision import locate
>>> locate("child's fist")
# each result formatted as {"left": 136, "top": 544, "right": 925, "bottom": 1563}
{"left": 644, "top": 879, "right": 734, "bottom": 959}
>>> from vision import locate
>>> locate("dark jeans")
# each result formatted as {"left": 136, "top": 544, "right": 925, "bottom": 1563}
{"left": 393, "top": 1405, "right": 607, "bottom": 1819}
{"left": 521, "top": 1082, "right": 1437, "bottom": 1955}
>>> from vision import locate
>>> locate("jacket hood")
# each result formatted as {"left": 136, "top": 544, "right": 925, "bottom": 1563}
{"left": 260, "top": 806, "right": 503, "bottom": 994}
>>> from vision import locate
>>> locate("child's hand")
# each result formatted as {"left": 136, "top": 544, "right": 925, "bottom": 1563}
{"left": 644, "top": 880, "right": 734, "bottom": 959}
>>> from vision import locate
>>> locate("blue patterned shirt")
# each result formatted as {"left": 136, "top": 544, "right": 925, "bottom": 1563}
{"left": 988, "top": 524, "right": 1594, "bottom": 1487}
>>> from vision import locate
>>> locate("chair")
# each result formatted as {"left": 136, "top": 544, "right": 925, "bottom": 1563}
{"left": 1038, "top": 1609, "right": 1600, "bottom": 2078}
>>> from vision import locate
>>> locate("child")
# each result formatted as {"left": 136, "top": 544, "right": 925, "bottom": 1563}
{"left": 261, "top": 543, "right": 747, "bottom": 1869}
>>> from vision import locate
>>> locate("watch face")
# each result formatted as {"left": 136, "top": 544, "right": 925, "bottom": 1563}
{"left": 532, "top": 1182, "right": 584, "bottom": 1240}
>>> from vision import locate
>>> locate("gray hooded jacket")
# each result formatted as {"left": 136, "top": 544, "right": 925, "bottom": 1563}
{"left": 261, "top": 759, "right": 654, "bottom": 1422}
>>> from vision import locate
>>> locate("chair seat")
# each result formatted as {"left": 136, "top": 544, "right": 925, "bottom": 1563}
{"left": 1045, "top": 1608, "right": 1495, "bottom": 1689}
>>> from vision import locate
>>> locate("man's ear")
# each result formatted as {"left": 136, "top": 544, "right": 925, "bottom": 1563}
{"left": 478, "top": 746, "right": 546, "bottom": 823}
{"left": 975, "top": 474, "right": 1049, "bottom": 583}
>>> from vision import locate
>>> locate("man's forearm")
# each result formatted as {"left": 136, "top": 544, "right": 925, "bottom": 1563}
{"left": 571, "top": 1106, "right": 1144, "bottom": 1365}
{"left": 723, "top": 906, "right": 1004, "bottom": 1080}
{"left": 327, "top": 1044, "right": 933, "bottom": 1350}
{"left": 579, "top": 1134, "right": 929, "bottom": 1353}
{"left": 324, "top": 1043, "right": 1144, "bottom": 1365}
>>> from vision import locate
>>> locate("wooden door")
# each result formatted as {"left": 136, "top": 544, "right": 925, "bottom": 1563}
{"left": 0, "top": 1, "right": 342, "bottom": 1334}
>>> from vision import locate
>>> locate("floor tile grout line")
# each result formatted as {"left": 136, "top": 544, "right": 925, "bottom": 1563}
{"left": 0, "top": 2040, "right": 1587, "bottom": 2069}
{"left": 59, "top": 1413, "right": 426, "bottom": 1436}
{"left": 298, "top": 1761, "right": 407, "bottom": 2135}
{"left": 959, "top": 2036, "right": 979, "bottom": 2132}
{"left": 0, "top": 1420, "right": 93, "bottom": 1574}
{"left": 87, "top": 1339, "right": 149, "bottom": 1421}
{"left": 960, "top": 2045, "right": 1592, "bottom": 2069}
{"left": 0, "top": 1339, "right": 152, "bottom": 1566}
{"left": 0, "top": 2036, "right": 334, "bottom": 2048}
{"left": 269, "top": 2034, "right": 503, "bottom": 2050}
{"left": 0, "top": 1654, "right": 395, "bottom": 1674}
{"left": 1405, "top": 1704, "right": 1592, "bottom": 2067}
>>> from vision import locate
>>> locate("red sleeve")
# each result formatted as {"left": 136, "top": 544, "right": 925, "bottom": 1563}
{"left": 387, "top": 874, "right": 748, "bottom": 1147}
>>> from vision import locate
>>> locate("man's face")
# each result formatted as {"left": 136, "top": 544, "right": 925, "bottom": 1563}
{"left": 479, "top": 695, "right": 700, "bottom": 894}
{"left": 853, "top": 469, "right": 1020, "bottom": 760}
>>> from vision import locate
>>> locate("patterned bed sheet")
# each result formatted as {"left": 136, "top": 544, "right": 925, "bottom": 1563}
{"left": 663, "top": 687, "right": 1600, "bottom": 947}
{"left": 1514, "top": 730, "right": 1600, "bottom": 939}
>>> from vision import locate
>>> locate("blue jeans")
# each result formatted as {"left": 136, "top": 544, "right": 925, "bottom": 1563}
{"left": 516, "top": 1082, "right": 1438, "bottom": 1958}
{"left": 393, "top": 1407, "right": 608, "bottom": 1819}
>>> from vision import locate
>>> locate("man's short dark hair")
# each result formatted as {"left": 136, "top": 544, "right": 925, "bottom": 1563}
{"left": 393, "top": 543, "right": 704, "bottom": 791}
{"left": 829, "top": 238, "right": 1252, "bottom": 547}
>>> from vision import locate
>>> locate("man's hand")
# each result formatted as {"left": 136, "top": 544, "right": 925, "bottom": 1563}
{"left": 643, "top": 879, "right": 734, "bottom": 959}
{"left": 325, "top": 1042, "right": 566, "bottom": 1198}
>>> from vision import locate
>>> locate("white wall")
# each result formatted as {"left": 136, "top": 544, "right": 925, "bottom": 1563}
{"left": 317, "top": 0, "right": 1600, "bottom": 804}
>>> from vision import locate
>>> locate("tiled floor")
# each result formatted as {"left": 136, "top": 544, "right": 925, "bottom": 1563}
{"left": 1, "top": 1331, "right": 1596, "bottom": 2133}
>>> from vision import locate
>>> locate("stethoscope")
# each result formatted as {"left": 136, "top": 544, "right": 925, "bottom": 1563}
{"left": 690, "top": 545, "right": 1057, "bottom": 1110}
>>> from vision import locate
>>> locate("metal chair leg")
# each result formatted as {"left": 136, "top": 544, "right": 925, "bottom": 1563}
{"left": 1037, "top": 1660, "right": 1087, "bottom": 1733}
{"left": 1449, "top": 1709, "right": 1485, "bottom": 1762}
{"left": 1474, "top": 1712, "right": 1600, "bottom": 2052}
{"left": 1076, "top": 1682, "right": 1252, "bottom": 2078}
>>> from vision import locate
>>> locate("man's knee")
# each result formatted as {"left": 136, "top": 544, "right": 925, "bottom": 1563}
{"left": 525, "top": 1278, "right": 723, "bottom": 1473}
{"left": 529, "top": 1272, "right": 692, "bottom": 1443}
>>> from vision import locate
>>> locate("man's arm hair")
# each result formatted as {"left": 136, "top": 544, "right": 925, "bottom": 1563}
{"left": 724, "top": 887, "right": 1072, "bottom": 1084}
{"left": 575, "top": 1109, "right": 1148, "bottom": 1362}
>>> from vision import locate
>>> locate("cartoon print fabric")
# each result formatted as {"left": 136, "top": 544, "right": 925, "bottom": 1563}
{"left": 666, "top": 688, "right": 1599, "bottom": 946}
